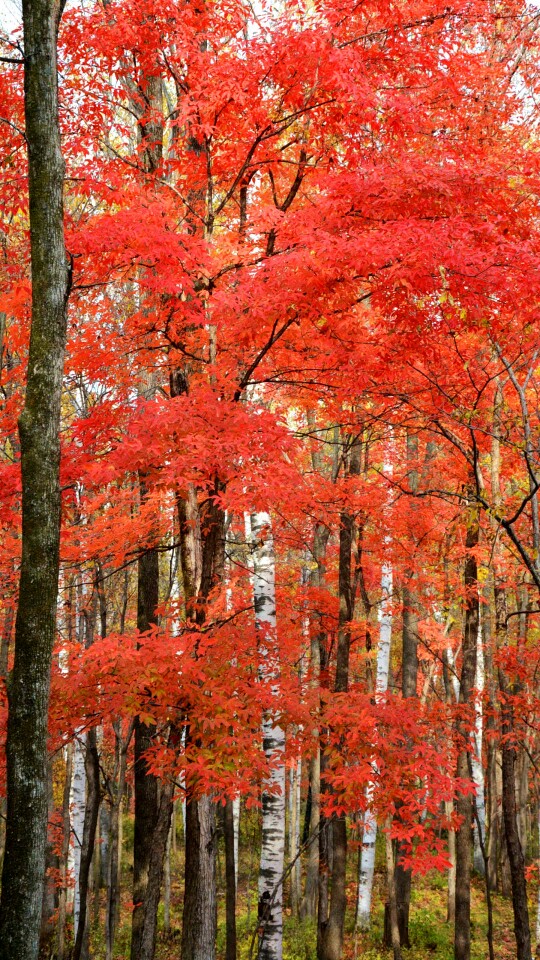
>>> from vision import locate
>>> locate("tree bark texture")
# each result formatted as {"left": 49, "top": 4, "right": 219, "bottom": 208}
{"left": 72, "top": 729, "right": 100, "bottom": 960}
{"left": 224, "top": 798, "right": 238, "bottom": 960}
{"left": 0, "top": 1, "right": 69, "bottom": 955}
{"left": 131, "top": 532, "right": 160, "bottom": 960}
{"left": 252, "top": 511, "right": 286, "bottom": 960}
{"left": 496, "top": 583, "right": 532, "bottom": 960}
{"left": 181, "top": 793, "right": 217, "bottom": 960}
{"left": 454, "top": 503, "right": 479, "bottom": 960}
{"left": 301, "top": 522, "right": 329, "bottom": 920}
{"left": 319, "top": 509, "right": 354, "bottom": 960}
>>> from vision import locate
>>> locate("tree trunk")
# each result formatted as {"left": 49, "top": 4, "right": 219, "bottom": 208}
{"left": 71, "top": 733, "right": 87, "bottom": 934}
{"left": 319, "top": 506, "right": 355, "bottom": 960}
{"left": 39, "top": 761, "right": 58, "bottom": 958}
{"left": 251, "top": 511, "right": 286, "bottom": 960}
{"left": 106, "top": 721, "right": 133, "bottom": 960}
{"left": 179, "top": 481, "right": 224, "bottom": 960}
{"left": 72, "top": 727, "right": 101, "bottom": 960}
{"left": 491, "top": 382, "right": 532, "bottom": 960}
{"left": 233, "top": 796, "right": 240, "bottom": 890}
{"left": 163, "top": 824, "right": 171, "bottom": 937}
{"left": 137, "top": 779, "right": 174, "bottom": 960}
{"left": 301, "top": 522, "right": 329, "bottom": 920}
{"left": 393, "top": 438, "right": 419, "bottom": 947}
{"left": 385, "top": 825, "right": 403, "bottom": 960}
{"left": 454, "top": 501, "right": 479, "bottom": 960}
{"left": 181, "top": 793, "right": 217, "bottom": 960}
{"left": 496, "top": 583, "right": 532, "bottom": 960}
{"left": 446, "top": 799, "right": 456, "bottom": 924}
{"left": 100, "top": 801, "right": 111, "bottom": 889}
{"left": 290, "top": 756, "right": 302, "bottom": 915}
{"left": 131, "top": 537, "right": 160, "bottom": 960}
{"left": 472, "top": 614, "right": 486, "bottom": 876}
{"left": 57, "top": 745, "right": 73, "bottom": 960}
{"left": 0, "top": 0, "right": 70, "bottom": 955}
{"left": 356, "top": 522, "right": 393, "bottom": 931}
{"left": 224, "top": 799, "right": 237, "bottom": 960}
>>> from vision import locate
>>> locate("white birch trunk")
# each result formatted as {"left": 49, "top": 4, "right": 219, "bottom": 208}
{"left": 252, "top": 511, "right": 285, "bottom": 960}
{"left": 356, "top": 484, "right": 393, "bottom": 931}
{"left": 69, "top": 733, "right": 87, "bottom": 935}
{"left": 472, "top": 612, "right": 486, "bottom": 874}
{"left": 446, "top": 641, "right": 461, "bottom": 703}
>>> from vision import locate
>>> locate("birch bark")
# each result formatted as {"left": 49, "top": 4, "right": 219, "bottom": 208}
{"left": 356, "top": 459, "right": 393, "bottom": 931}
{"left": 252, "top": 511, "right": 286, "bottom": 960}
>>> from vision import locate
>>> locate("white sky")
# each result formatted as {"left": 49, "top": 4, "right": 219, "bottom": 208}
{"left": 0, "top": 0, "right": 21, "bottom": 35}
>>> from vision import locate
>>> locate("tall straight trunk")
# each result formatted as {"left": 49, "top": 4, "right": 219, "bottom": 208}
{"left": 290, "top": 755, "right": 302, "bottom": 915}
{"left": 482, "top": 575, "right": 499, "bottom": 894}
{"left": 131, "top": 536, "right": 160, "bottom": 960}
{"left": 163, "top": 823, "right": 171, "bottom": 937}
{"left": 72, "top": 728, "right": 100, "bottom": 960}
{"left": 319, "top": 505, "right": 355, "bottom": 960}
{"left": 233, "top": 796, "right": 240, "bottom": 890}
{"left": 496, "top": 584, "right": 532, "bottom": 960}
{"left": 72, "top": 585, "right": 101, "bottom": 960}
{"left": 394, "top": 432, "right": 419, "bottom": 946}
{"left": 224, "top": 799, "right": 238, "bottom": 960}
{"left": 106, "top": 720, "right": 133, "bottom": 960}
{"left": 39, "top": 761, "right": 58, "bottom": 957}
{"left": 0, "top": 1, "right": 70, "bottom": 955}
{"left": 137, "top": 778, "right": 175, "bottom": 960}
{"left": 252, "top": 511, "right": 286, "bottom": 960}
{"left": 57, "top": 745, "right": 73, "bottom": 960}
{"left": 356, "top": 531, "right": 393, "bottom": 930}
{"left": 472, "top": 614, "right": 486, "bottom": 875}
{"left": 71, "top": 733, "right": 87, "bottom": 933}
{"left": 446, "top": 799, "right": 457, "bottom": 923}
{"left": 180, "top": 481, "right": 224, "bottom": 960}
{"left": 177, "top": 477, "right": 225, "bottom": 960}
{"left": 100, "top": 802, "right": 111, "bottom": 889}
{"left": 182, "top": 793, "right": 217, "bottom": 960}
{"left": 385, "top": 821, "right": 402, "bottom": 960}
{"left": 302, "top": 522, "right": 330, "bottom": 920}
{"left": 491, "top": 379, "right": 532, "bottom": 959}
{"left": 454, "top": 499, "right": 479, "bottom": 960}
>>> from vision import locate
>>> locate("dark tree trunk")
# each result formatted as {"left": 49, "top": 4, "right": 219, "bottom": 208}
{"left": 394, "top": 433, "right": 420, "bottom": 949}
{"left": 301, "top": 523, "right": 329, "bottom": 921}
{"left": 318, "top": 513, "right": 353, "bottom": 960}
{"left": 179, "top": 480, "right": 224, "bottom": 960}
{"left": 454, "top": 503, "right": 479, "bottom": 960}
{"left": 0, "top": 2, "right": 69, "bottom": 957}
{"left": 131, "top": 537, "right": 160, "bottom": 960}
{"left": 318, "top": 437, "right": 360, "bottom": 960}
{"left": 106, "top": 720, "right": 133, "bottom": 960}
{"left": 181, "top": 793, "right": 217, "bottom": 960}
{"left": 137, "top": 779, "right": 175, "bottom": 960}
{"left": 496, "top": 585, "right": 532, "bottom": 960}
{"left": 491, "top": 380, "right": 532, "bottom": 959}
{"left": 224, "top": 799, "right": 237, "bottom": 960}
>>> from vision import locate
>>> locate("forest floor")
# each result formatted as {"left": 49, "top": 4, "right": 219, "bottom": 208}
{"left": 88, "top": 817, "right": 528, "bottom": 960}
